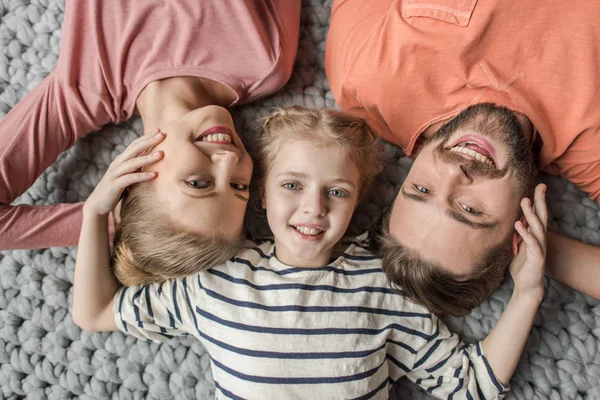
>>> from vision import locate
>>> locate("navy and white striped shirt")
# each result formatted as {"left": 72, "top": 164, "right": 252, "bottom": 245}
{"left": 114, "top": 234, "right": 508, "bottom": 399}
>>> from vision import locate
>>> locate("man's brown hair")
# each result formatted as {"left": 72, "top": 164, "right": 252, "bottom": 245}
{"left": 377, "top": 211, "right": 513, "bottom": 316}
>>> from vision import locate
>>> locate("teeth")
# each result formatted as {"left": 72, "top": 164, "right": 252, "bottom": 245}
{"left": 201, "top": 133, "right": 232, "bottom": 143}
{"left": 450, "top": 145, "right": 494, "bottom": 166}
{"left": 294, "top": 226, "right": 322, "bottom": 236}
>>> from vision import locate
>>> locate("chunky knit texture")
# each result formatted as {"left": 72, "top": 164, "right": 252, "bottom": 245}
{"left": 0, "top": 0, "right": 599, "bottom": 399}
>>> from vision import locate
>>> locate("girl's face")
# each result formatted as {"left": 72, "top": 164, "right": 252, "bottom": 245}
{"left": 263, "top": 140, "right": 361, "bottom": 267}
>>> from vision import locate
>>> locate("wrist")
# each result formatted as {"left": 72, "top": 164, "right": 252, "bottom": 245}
{"left": 511, "top": 286, "right": 544, "bottom": 307}
{"left": 82, "top": 203, "right": 110, "bottom": 220}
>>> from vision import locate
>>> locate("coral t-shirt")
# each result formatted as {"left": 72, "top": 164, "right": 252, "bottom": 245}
{"left": 326, "top": 0, "right": 600, "bottom": 201}
{"left": 0, "top": 0, "right": 300, "bottom": 250}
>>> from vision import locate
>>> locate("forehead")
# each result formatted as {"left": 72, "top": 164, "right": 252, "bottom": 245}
{"left": 388, "top": 197, "right": 483, "bottom": 275}
{"left": 268, "top": 140, "right": 359, "bottom": 179}
{"left": 388, "top": 182, "right": 518, "bottom": 276}
{"left": 159, "top": 188, "right": 246, "bottom": 236}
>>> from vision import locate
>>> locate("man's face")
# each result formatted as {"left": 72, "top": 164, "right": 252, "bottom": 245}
{"left": 388, "top": 104, "right": 536, "bottom": 276}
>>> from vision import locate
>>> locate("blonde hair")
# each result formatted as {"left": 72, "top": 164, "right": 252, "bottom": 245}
{"left": 258, "top": 106, "right": 382, "bottom": 199}
{"left": 113, "top": 185, "right": 242, "bottom": 286}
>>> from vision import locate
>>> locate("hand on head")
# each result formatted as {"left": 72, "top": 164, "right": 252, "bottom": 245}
{"left": 509, "top": 184, "right": 548, "bottom": 301}
{"left": 83, "top": 129, "right": 164, "bottom": 217}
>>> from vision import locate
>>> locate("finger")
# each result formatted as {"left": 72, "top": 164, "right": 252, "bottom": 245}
{"left": 521, "top": 198, "right": 545, "bottom": 244}
{"left": 515, "top": 220, "right": 544, "bottom": 258}
{"left": 533, "top": 184, "right": 548, "bottom": 230}
{"left": 113, "top": 151, "right": 163, "bottom": 177}
{"left": 114, "top": 171, "right": 158, "bottom": 189}
{"left": 144, "top": 128, "right": 161, "bottom": 137}
{"left": 114, "top": 131, "right": 165, "bottom": 164}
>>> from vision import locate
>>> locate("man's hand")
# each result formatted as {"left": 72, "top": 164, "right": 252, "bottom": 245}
{"left": 509, "top": 184, "right": 548, "bottom": 302}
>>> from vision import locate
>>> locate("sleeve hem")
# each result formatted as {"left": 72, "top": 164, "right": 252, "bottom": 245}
{"left": 476, "top": 342, "right": 511, "bottom": 395}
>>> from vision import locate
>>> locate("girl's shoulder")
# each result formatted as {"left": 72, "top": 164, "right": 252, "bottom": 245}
{"left": 335, "top": 231, "right": 377, "bottom": 260}
{"left": 227, "top": 239, "right": 277, "bottom": 266}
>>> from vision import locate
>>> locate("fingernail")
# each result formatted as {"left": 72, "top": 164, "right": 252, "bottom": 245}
{"left": 152, "top": 151, "right": 161, "bottom": 157}
{"left": 154, "top": 131, "right": 163, "bottom": 138}
{"left": 149, "top": 128, "right": 159, "bottom": 135}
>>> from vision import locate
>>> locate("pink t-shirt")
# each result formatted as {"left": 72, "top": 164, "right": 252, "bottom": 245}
{"left": 0, "top": 0, "right": 300, "bottom": 250}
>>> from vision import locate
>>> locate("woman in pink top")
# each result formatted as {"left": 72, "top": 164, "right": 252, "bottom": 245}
{"left": 0, "top": 0, "right": 300, "bottom": 280}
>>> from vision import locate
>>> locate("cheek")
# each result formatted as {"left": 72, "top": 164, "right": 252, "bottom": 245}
{"left": 243, "top": 156, "right": 254, "bottom": 178}
{"left": 332, "top": 201, "right": 358, "bottom": 227}
{"left": 479, "top": 180, "right": 520, "bottom": 207}
{"left": 265, "top": 190, "right": 292, "bottom": 223}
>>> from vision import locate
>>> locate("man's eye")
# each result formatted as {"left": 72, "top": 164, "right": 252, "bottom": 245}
{"left": 328, "top": 189, "right": 348, "bottom": 198}
{"left": 414, "top": 185, "right": 429, "bottom": 194}
{"left": 460, "top": 203, "right": 481, "bottom": 215}
{"left": 282, "top": 182, "right": 300, "bottom": 190}
{"left": 186, "top": 180, "right": 211, "bottom": 189}
{"left": 231, "top": 183, "right": 249, "bottom": 191}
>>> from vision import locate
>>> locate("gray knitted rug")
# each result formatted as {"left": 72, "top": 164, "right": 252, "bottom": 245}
{"left": 1, "top": 0, "right": 599, "bottom": 399}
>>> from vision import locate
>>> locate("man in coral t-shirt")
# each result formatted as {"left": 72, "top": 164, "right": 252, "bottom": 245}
{"left": 326, "top": 0, "right": 600, "bottom": 314}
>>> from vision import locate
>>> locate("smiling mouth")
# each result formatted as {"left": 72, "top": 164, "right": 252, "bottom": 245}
{"left": 449, "top": 142, "right": 496, "bottom": 168}
{"left": 291, "top": 225, "right": 325, "bottom": 241}
{"left": 197, "top": 126, "right": 236, "bottom": 147}
{"left": 200, "top": 133, "right": 232, "bottom": 144}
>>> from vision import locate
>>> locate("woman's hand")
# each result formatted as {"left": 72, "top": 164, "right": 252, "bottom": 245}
{"left": 509, "top": 184, "right": 548, "bottom": 302}
{"left": 84, "top": 129, "right": 165, "bottom": 217}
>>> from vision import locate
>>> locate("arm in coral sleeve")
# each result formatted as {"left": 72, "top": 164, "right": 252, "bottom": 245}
{"left": 545, "top": 231, "right": 600, "bottom": 299}
{"left": 0, "top": 73, "right": 112, "bottom": 250}
{"left": 542, "top": 156, "right": 600, "bottom": 300}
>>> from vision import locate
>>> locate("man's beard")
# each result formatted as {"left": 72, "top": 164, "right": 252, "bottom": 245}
{"left": 423, "top": 103, "right": 537, "bottom": 197}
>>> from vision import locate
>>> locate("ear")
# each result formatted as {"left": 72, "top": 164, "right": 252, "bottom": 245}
{"left": 511, "top": 215, "right": 528, "bottom": 255}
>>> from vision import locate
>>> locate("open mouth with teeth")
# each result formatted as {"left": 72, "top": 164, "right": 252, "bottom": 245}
{"left": 449, "top": 142, "right": 496, "bottom": 168}
{"left": 200, "top": 132, "right": 233, "bottom": 145}
{"left": 291, "top": 225, "right": 325, "bottom": 240}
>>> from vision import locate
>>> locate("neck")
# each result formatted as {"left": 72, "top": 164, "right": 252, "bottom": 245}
{"left": 136, "top": 77, "right": 234, "bottom": 131}
{"left": 274, "top": 240, "right": 333, "bottom": 268}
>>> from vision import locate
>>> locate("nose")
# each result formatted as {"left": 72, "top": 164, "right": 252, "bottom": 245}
{"left": 211, "top": 151, "right": 240, "bottom": 187}
{"left": 301, "top": 189, "right": 327, "bottom": 217}
{"left": 439, "top": 158, "right": 473, "bottom": 185}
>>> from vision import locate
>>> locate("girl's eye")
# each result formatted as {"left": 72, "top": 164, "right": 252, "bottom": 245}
{"left": 460, "top": 203, "right": 481, "bottom": 215}
{"left": 231, "top": 183, "right": 249, "bottom": 191}
{"left": 282, "top": 182, "right": 300, "bottom": 190}
{"left": 414, "top": 185, "right": 429, "bottom": 194}
{"left": 186, "top": 180, "right": 211, "bottom": 189}
{"left": 328, "top": 189, "right": 348, "bottom": 198}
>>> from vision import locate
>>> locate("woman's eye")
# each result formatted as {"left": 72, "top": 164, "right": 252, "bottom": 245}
{"left": 328, "top": 189, "right": 348, "bottom": 198}
{"left": 186, "top": 180, "right": 211, "bottom": 189}
{"left": 231, "top": 183, "right": 249, "bottom": 191}
{"left": 282, "top": 182, "right": 300, "bottom": 190}
{"left": 460, "top": 203, "right": 481, "bottom": 215}
{"left": 414, "top": 185, "right": 429, "bottom": 194}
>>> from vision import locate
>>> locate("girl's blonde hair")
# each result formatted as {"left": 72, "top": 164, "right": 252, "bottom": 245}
{"left": 113, "top": 185, "right": 242, "bottom": 286}
{"left": 258, "top": 106, "right": 382, "bottom": 199}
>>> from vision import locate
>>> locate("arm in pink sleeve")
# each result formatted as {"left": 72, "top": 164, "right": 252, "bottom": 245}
{"left": 0, "top": 73, "right": 113, "bottom": 250}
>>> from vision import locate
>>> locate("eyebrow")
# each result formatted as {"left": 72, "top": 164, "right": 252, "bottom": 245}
{"left": 400, "top": 188, "right": 497, "bottom": 230}
{"left": 181, "top": 191, "right": 248, "bottom": 202}
{"left": 276, "top": 172, "right": 356, "bottom": 187}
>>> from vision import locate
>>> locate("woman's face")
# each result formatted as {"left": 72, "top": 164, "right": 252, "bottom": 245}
{"left": 145, "top": 105, "right": 253, "bottom": 239}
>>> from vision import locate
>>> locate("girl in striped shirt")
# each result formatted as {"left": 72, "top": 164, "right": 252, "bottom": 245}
{"left": 73, "top": 106, "right": 547, "bottom": 399}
